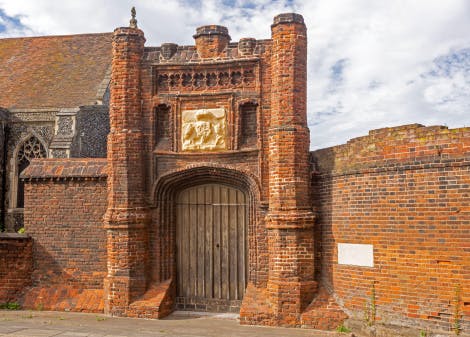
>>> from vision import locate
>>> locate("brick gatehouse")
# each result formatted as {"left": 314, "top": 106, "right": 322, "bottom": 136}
{"left": 1, "top": 10, "right": 468, "bottom": 334}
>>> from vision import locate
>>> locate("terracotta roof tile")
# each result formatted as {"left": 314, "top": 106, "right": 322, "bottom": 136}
{"left": 20, "top": 158, "right": 108, "bottom": 179}
{"left": 0, "top": 33, "right": 113, "bottom": 109}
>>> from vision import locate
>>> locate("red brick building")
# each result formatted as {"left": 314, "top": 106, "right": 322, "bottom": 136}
{"left": 1, "top": 11, "right": 469, "bottom": 335}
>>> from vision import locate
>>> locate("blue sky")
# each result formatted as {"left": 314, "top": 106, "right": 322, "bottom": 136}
{"left": 1, "top": 0, "right": 469, "bottom": 149}
{"left": 0, "top": 8, "right": 24, "bottom": 33}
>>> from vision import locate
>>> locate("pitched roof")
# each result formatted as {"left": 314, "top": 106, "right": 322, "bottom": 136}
{"left": 0, "top": 33, "right": 113, "bottom": 110}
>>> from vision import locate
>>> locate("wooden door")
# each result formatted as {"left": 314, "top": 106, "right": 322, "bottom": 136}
{"left": 176, "top": 183, "right": 248, "bottom": 312}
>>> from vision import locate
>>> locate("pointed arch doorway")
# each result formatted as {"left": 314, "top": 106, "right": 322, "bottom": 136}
{"left": 175, "top": 183, "right": 248, "bottom": 312}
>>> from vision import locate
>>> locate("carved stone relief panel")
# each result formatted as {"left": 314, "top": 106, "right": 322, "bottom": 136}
{"left": 181, "top": 108, "right": 226, "bottom": 151}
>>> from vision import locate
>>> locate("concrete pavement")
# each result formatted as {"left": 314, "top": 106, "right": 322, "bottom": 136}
{"left": 0, "top": 310, "right": 347, "bottom": 337}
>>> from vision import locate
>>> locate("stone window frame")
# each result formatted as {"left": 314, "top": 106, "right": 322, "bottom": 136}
{"left": 9, "top": 132, "right": 48, "bottom": 210}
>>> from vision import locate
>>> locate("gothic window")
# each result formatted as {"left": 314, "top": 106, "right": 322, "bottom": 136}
{"left": 16, "top": 136, "right": 47, "bottom": 208}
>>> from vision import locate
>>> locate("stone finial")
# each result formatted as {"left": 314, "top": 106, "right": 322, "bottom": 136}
{"left": 129, "top": 6, "right": 138, "bottom": 28}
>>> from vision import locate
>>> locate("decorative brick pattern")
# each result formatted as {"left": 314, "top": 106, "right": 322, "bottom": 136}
{"left": 156, "top": 68, "right": 255, "bottom": 92}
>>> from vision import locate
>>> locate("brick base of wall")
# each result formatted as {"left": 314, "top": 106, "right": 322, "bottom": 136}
{"left": 20, "top": 286, "right": 104, "bottom": 312}
{"left": 240, "top": 283, "right": 275, "bottom": 326}
{"left": 301, "top": 287, "right": 348, "bottom": 330}
{"left": 240, "top": 283, "right": 348, "bottom": 330}
{"left": 0, "top": 234, "right": 32, "bottom": 303}
{"left": 126, "top": 279, "right": 175, "bottom": 319}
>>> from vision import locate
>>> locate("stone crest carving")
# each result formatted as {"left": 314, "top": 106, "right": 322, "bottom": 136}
{"left": 181, "top": 108, "right": 226, "bottom": 151}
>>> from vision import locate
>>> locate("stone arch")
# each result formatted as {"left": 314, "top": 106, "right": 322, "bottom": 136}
{"left": 152, "top": 164, "right": 261, "bottom": 206}
{"left": 10, "top": 132, "right": 48, "bottom": 209}
{"left": 150, "top": 165, "right": 262, "bottom": 294}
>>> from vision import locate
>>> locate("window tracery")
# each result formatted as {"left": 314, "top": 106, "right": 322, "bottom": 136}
{"left": 16, "top": 136, "right": 47, "bottom": 208}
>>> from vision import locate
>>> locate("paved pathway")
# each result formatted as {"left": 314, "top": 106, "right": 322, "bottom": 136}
{"left": 0, "top": 310, "right": 342, "bottom": 337}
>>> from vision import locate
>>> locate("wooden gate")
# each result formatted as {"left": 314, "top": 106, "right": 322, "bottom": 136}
{"left": 176, "top": 183, "right": 248, "bottom": 312}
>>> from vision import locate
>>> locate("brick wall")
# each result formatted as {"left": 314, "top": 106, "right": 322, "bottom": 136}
{"left": 21, "top": 158, "right": 108, "bottom": 312}
{"left": 0, "top": 234, "right": 32, "bottom": 303}
{"left": 311, "top": 124, "right": 470, "bottom": 332}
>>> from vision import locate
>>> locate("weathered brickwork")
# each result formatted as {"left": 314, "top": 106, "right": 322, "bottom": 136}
{"left": 311, "top": 124, "right": 470, "bottom": 333}
{"left": 0, "top": 234, "right": 32, "bottom": 303}
{"left": 8, "top": 11, "right": 468, "bottom": 336}
{"left": 263, "top": 13, "right": 316, "bottom": 327}
{"left": 104, "top": 26, "right": 150, "bottom": 316}
{"left": 20, "top": 159, "right": 108, "bottom": 312}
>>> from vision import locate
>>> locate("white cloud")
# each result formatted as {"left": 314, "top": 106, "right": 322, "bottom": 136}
{"left": 0, "top": 0, "right": 469, "bottom": 149}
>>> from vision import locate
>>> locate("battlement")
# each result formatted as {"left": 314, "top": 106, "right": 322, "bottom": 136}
{"left": 312, "top": 124, "right": 470, "bottom": 174}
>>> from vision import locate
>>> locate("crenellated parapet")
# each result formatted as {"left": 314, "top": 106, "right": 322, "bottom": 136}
{"left": 312, "top": 124, "right": 470, "bottom": 175}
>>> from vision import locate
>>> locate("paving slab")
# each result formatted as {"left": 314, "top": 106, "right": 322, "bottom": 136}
{"left": 6, "top": 328, "right": 63, "bottom": 336}
{"left": 0, "top": 310, "right": 342, "bottom": 337}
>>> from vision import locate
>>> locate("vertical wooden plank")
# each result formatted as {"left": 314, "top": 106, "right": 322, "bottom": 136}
{"left": 189, "top": 187, "right": 198, "bottom": 298}
{"left": 176, "top": 184, "right": 248, "bottom": 307}
{"left": 237, "top": 190, "right": 246, "bottom": 300}
{"left": 220, "top": 186, "right": 229, "bottom": 300}
{"left": 176, "top": 198, "right": 182, "bottom": 296}
{"left": 205, "top": 185, "right": 213, "bottom": 299}
{"left": 179, "top": 190, "right": 190, "bottom": 297}
{"left": 213, "top": 184, "right": 221, "bottom": 299}
{"left": 228, "top": 187, "right": 238, "bottom": 300}
{"left": 197, "top": 186, "right": 205, "bottom": 298}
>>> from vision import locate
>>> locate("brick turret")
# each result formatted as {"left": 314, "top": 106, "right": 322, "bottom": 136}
{"left": 194, "top": 25, "right": 231, "bottom": 58}
{"left": 103, "top": 24, "right": 149, "bottom": 315}
{"left": 266, "top": 13, "right": 316, "bottom": 325}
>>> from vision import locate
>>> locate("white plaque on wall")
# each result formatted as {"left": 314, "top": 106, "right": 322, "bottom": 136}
{"left": 338, "top": 243, "right": 374, "bottom": 267}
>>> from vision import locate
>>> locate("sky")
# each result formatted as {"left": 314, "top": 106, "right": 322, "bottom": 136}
{"left": 1, "top": 0, "right": 469, "bottom": 150}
